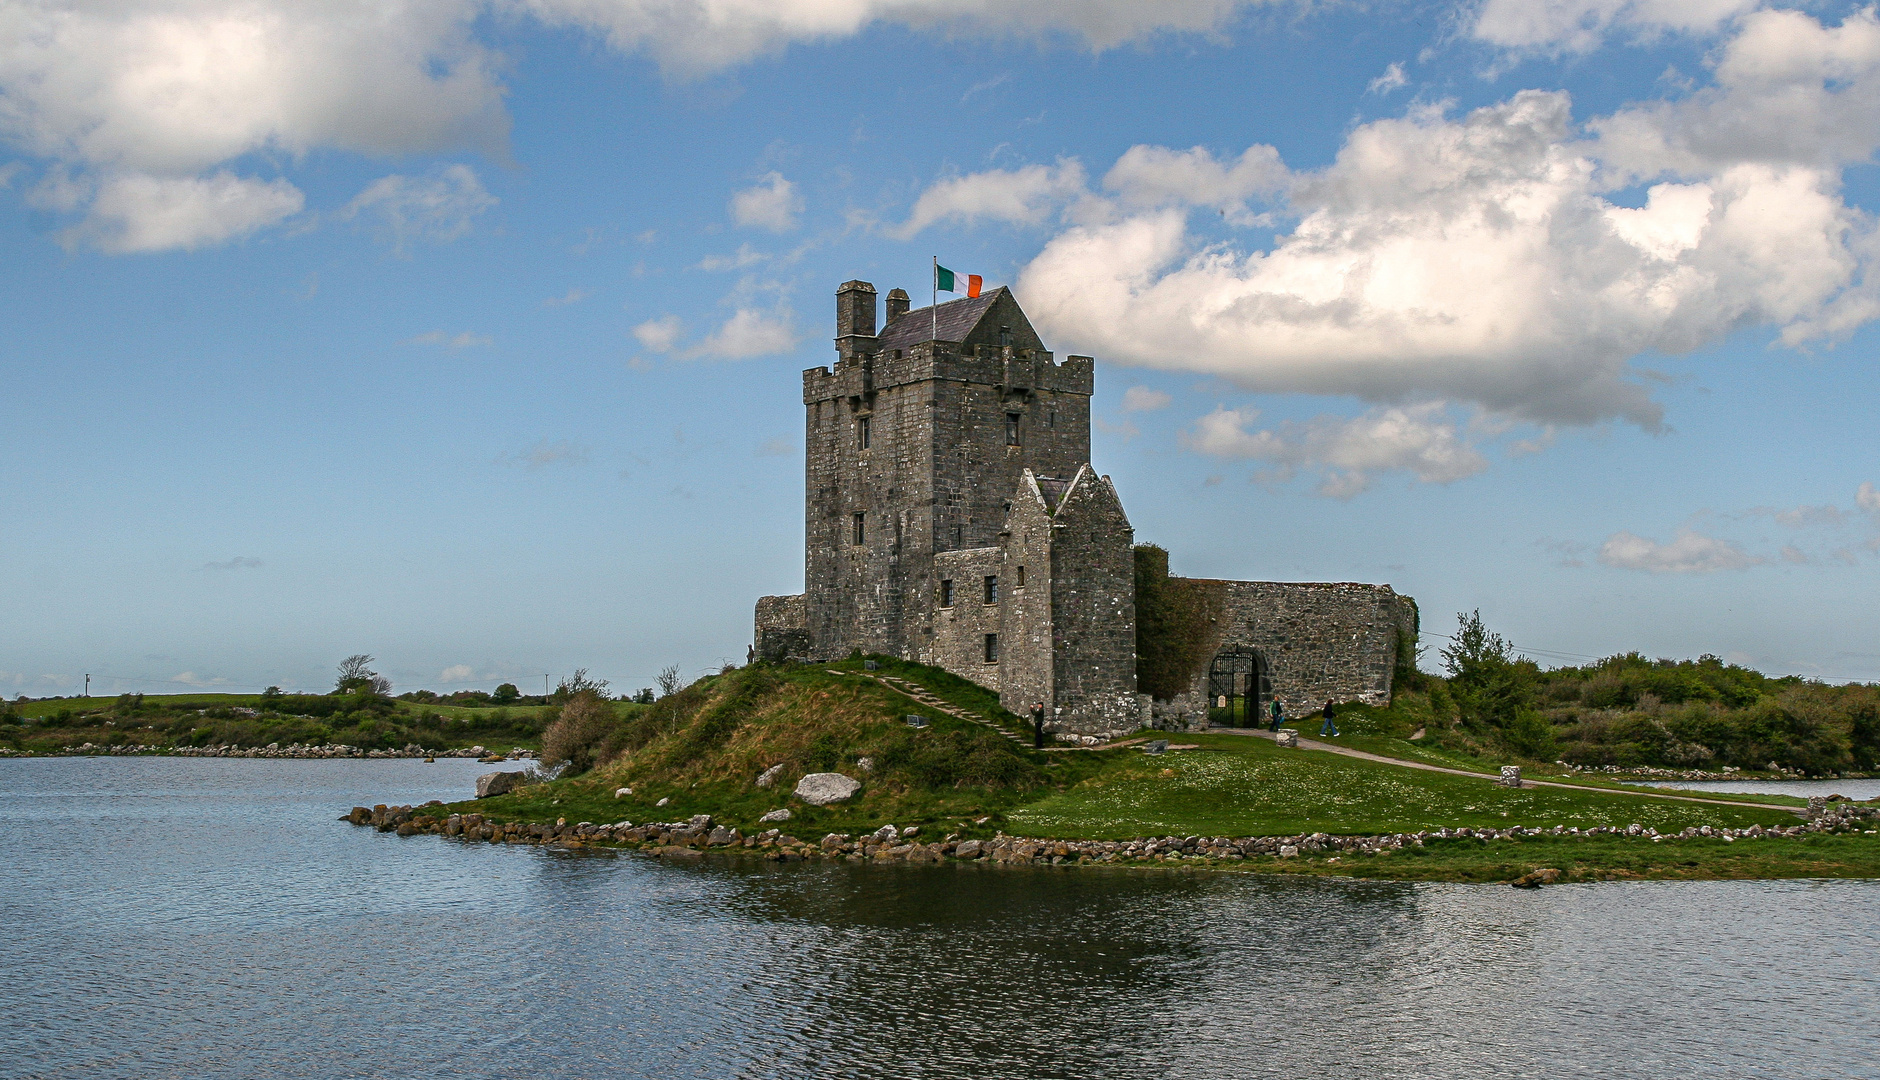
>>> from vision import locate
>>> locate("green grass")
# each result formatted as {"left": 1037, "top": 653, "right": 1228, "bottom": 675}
{"left": 1227, "top": 833, "right": 1880, "bottom": 882}
{"left": 1005, "top": 732, "right": 1801, "bottom": 839}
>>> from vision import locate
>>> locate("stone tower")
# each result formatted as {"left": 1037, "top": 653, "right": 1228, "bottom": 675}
{"left": 802, "top": 280, "right": 1097, "bottom": 664}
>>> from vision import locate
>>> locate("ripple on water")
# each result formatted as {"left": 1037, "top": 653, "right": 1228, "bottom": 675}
{"left": 3, "top": 757, "right": 1877, "bottom": 1080}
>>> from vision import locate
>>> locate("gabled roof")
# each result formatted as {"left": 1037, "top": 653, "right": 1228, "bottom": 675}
{"left": 1034, "top": 476, "right": 1075, "bottom": 514}
{"left": 878, "top": 289, "right": 1003, "bottom": 352}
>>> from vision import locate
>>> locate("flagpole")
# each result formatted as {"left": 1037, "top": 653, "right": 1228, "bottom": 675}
{"left": 931, "top": 255, "right": 938, "bottom": 345}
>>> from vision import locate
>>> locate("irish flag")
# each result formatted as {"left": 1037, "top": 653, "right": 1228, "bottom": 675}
{"left": 936, "top": 263, "right": 982, "bottom": 298}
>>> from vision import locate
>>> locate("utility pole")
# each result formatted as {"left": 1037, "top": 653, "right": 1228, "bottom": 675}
{"left": 84, "top": 674, "right": 89, "bottom": 697}
{"left": 544, "top": 674, "right": 551, "bottom": 698}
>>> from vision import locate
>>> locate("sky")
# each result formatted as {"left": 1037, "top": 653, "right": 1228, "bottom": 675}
{"left": 4, "top": 0, "right": 1880, "bottom": 697}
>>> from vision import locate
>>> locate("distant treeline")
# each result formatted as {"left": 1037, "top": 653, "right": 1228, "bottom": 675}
{"left": 1376, "top": 612, "right": 1880, "bottom": 775}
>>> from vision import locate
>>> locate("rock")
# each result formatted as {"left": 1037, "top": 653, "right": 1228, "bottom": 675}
{"left": 655, "top": 797, "right": 670, "bottom": 807}
{"left": 476, "top": 771, "right": 529, "bottom": 799}
{"left": 902, "top": 826, "right": 919, "bottom": 838}
{"left": 1275, "top": 730, "right": 1299, "bottom": 748}
{"left": 1279, "top": 845, "right": 1300, "bottom": 857}
{"left": 1498, "top": 765, "right": 1523, "bottom": 788}
{"left": 954, "top": 839, "right": 983, "bottom": 859}
{"left": 707, "top": 826, "right": 740, "bottom": 846}
{"left": 689, "top": 814, "right": 713, "bottom": 828}
{"left": 1511, "top": 868, "right": 1563, "bottom": 888}
{"left": 871, "top": 824, "right": 899, "bottom": 842}
{"left": 759, "top": 808, "right": 793, "bottom": 823}
{"left": 795, "top": 772, "right": 862, "bottom": 805}
{"left": 1144, "top": 739, "right": 1168, "bottom": 755}
{"left": 615, "top": 787, "right": 633, "bottom": 798}
{"left": 755, "top": 763, "right": 786, "bottom": 788}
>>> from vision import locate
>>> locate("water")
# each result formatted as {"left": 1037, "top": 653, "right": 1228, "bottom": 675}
{"left": 1626, "top": 777, "right": 1880, "bottom": 800}
{"left": 4, "top": 757, "right": 1878, "bottom": 1080}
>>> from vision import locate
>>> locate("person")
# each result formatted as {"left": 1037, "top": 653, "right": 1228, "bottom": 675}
{"left": 1268, "top": 697, "right": 1284, "bottom": 732}
{"left": 1031, "top": 702, "right": 1047, "bottom": 749}
{"left": 1319, "top": 699, "right": 1339, "bottom": 738}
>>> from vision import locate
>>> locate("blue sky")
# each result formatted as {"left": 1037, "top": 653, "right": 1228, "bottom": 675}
{"left": 4, "top": 0, "right": 1879, "bottom": 696}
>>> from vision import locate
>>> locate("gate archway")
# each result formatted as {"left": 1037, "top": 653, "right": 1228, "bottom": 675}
{"left": 1208, "top": 648, "right": 1270, "bottom": 728}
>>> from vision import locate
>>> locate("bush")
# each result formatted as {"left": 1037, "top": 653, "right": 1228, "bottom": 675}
{"left": 540, "top": 691, "right": 627, "bottom": 775}
{"left": 492, "top": 683, "right": 520, "bottom": 704}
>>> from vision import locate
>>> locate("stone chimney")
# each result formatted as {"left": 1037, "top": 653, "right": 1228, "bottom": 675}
{"left": 884, "top": 287, "right": 910, "bottom": 326}
{"left": 835, "top": 280, "right": 878, "bottom": 362}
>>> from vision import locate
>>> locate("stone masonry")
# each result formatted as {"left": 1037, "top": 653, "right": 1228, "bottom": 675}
{"left": 756, "top": 279, "right": 1417, "bottom": 738}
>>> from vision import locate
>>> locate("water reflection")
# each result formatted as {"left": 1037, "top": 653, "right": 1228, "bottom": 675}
{"left": 3, "top": 758, "right": 1877, "bottom": 1080}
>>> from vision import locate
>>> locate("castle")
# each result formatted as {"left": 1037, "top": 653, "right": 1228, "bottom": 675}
{"left": 755, "top": 280, "right": 1418, "bottom": 738}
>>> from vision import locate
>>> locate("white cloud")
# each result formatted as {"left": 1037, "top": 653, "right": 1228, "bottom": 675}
{"left": 66, "top": 171, "right": 302, "bottom": 253}
{"left": 1120, "top": 386, "right": 1172, "bottom": 412}
{"left": 1009, "top": 12, "right": 1880, "bottom": 428}
{"left": 1101, "top": 143, "right": 1283, "bottom": 222}
{"left": 543, "top": 288, "right": 588, "bottom": 307}
{"left": 1859, "top": 481, "right": 1880, "bottom": 512}
{"left": 1366, "top": 61, "right": 1407, "bottom": 95}
{"left": 1473, "top": 0, "right": 1761, "bottom": 55}
{"left": 633, "top": 315, "right": 683, "bottom": 353}
{"left": 343, "top": 164, "right": 494, "bottom": 252}
{"left": 1597, "top": 528, "right": 1763, "bottom": 573}
{"left": 685, "top": 308, "right": 800, "bottom": 359}
{"left": 406, "top": 330, "right": 492, "bottom": 348}
{"left": 515, "top": 0, "right": 1268, "bottom": 76}
{"left": 173, "top": 670, "right": 232, "bottom": 687}
{"left": 1183, "top": 402, "right": 1489, "bottom": 497}
{"left": 440, "top": 664, "right": 476, "bottom": 683}
{"left": 892, "top": 159, "right": 1087, "bottom": 238}
{"left": 731, "top": 172, "right": 802, "bottom": 232}
{"left": 698, "top": 242, "right": 769, "bottom": 271}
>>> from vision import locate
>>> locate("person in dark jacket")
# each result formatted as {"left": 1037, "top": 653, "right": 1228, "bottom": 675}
{"left": 1319, "top": 699, "right": 1339, "bottom": 737}
{"left": 1031, "top": 702, "right": 1046, "bottom": 749}
{"left": 1268, "top": 697, "right": 1284, "bottom": 732}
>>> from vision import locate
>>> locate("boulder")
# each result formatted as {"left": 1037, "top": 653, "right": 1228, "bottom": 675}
{"left": 1510, "top": 868, "right": 1563, "bottom": 888}
{"left": 795, "top": 772, "right": 862, "bottom": 805}
{"left": 615, "top": 787, "right": 633, "bottom": 798}
{"left": 755, "top": 763, "right": 786, "bottom": 788}
{"left": 758, "top": 808, "right": 793, "bottom": 823}
{"left": 1498, "top": 765, "right": 1523, "bottom": 788}
{"left": 1275, "top": 730, "right": 1299, "bottom": 748}
{"left": 954, "top": 839, "right": 983, "bottom": 859}
{"left": 476, "top": 771, "right": 529, "bottom": 799}
{"left": 871, "top": 824, "right": 899, "bottom": 842}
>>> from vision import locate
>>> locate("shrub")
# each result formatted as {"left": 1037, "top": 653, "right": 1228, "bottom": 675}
{"left": 540, "top": 691, "right": 627, "bottom": 775}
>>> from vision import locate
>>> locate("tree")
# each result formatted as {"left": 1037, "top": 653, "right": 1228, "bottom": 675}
{"left": 335, "top": 654, "right": 391, "bottom": 696}
{"left": 655, "top": 665, "right": 684, "bottom": 699}
{"left": 492, "top": 682, "right": 520, "bottom": 704}
{"left": 540, "top": 690, "right": 622, "bottom": 775}
{"left": 632, "top": 688, "right": 655, "bottom": 704}
{"left": 1440, "top": 610, "right": 1541, "bottom": 746}
{"left": 551, "top": 668, "right": 610, "bottom": 704}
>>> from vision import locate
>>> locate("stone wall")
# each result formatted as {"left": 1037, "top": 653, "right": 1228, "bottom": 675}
{"left": 930, "top": 547, "right": 1003, "bottom": 692}
{"left": 1154, "top": 581, "right": 1416, "bottom": 730}
{"left": 995, "top": 473, "right": 1056, "bottom": 718}
{"left": 754, "top": 593, "right": 811, "bottom": 663}
{"left": 1042, "top": 468, "right": 1139, "bottom": 738}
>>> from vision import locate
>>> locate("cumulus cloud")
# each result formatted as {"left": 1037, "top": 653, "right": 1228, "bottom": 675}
{"left": 892, "top": 159, "right": 1087, "bottom": 238}
{"left": 1367, "top": 61, "right": 1407, "bottom": 95}
{"left": 406, "top": 330, "right": 492, "bottom": 347}
{"left": 516, "top": 0, "right": 1267, "bottom": 76}
{"left": 997, "top": 13, "right": 1880, "bottom": 428}
{"left": 685, "top": 308, "right": 800, "bottom": 359}
{"left": 731, "top": 172, "right": 802, "bottom": 232}
{"left": 1860, "top": 481, "right": 1880, "bottom": 512}
{"left": 1120, "top": 386, "right": 1172, "bottom": 412}
{"left": 1184, "top": 402, "right": 1489, "bottom": 497}
{"left": 698, "top": 242, "right": 769, "bottom": 271}
{"left": 633, "top": 314, "right": 683, "bottom": 353}
{"left": 1597, "top": 528, "right": 1764, "bottom": 573}
{"left": 1472, "top": 0, "right": 1761, "bottom": 55}
{"left": 542, "top": 288, "right": 588, "bottom": 307}
{"left": 343, "top": 164, "right": 495, "bottom": 252}
{"left": 200, "top": 556, "right": 262, "bottom": 570}
{"left": 63, "top": 171, "right": 303, "bottom": 252}
{"left": 439, "top": 664, "right": 476, "bottom": 683}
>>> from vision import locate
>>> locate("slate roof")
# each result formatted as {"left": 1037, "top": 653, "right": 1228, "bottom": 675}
{"left": 1034, "top": 475, "right": 1074, "bottom": 514}
{"left": 877, "top": 289, "right": 1003, "bottom": 352}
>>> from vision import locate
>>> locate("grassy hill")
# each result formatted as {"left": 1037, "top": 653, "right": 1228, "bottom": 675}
{"left": 445, "top": 658, "right": 1880, "bottom": 881}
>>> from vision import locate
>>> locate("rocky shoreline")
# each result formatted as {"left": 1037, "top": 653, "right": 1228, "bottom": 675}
{"left": 0, "top": 743, "right": 537, "bottom": 760}
{"left": 345, "top": 797, "right": 1879, "bottom": 871}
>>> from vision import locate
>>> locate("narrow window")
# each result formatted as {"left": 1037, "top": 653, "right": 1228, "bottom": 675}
{"left": 1016, "top": 565, "right": 1026, "bottom": 588}
{"left": 858, "top": 415, "right": 871, "bottom": 450}
{"left": 1005, "top": 415, "right": 1020, "bottom": 446}
{"left": 939, "top": 579, "right": 954, "bottom": 607}
{"left": 984, "top": 633, "right": 999, "bottom": 663}
{"left": 999, "top": 326, "right": 1012, "bottom": 349}
{"left": 1047, "top": 408, "right": 1056, "bottom": 430}
{"left": 852, "top": 512, "right": 866, "bottom": 545}
{"left": 984, "top": 575, "right": 998, "bottom": 604}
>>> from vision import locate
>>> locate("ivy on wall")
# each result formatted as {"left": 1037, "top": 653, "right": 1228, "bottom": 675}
{"left": 1134, "top": 545, "right": 1226, "bottom": 701}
